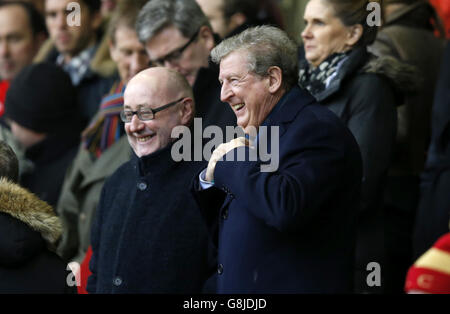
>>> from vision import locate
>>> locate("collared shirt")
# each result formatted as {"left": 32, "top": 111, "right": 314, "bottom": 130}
{"left": 199, "top": 169, "right": 214, "bottom": 190}
{"left": 57, "top": 45, "right": 97, "bottom": 86}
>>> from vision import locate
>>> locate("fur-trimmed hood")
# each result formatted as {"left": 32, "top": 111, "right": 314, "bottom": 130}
{"left": 362, "top": 53, "right": 422, "bottom": 100}
{"left": 0, "top": 178, "right": 62, "bottom": 248}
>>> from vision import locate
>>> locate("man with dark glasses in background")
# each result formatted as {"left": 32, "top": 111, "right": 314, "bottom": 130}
{"left": 136, "top": 0, "right": 236, "bottom": 132}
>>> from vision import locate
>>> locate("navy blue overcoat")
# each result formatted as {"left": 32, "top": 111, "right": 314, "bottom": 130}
{"left": 194, "top": 86, "right": 363, "bottom": 293}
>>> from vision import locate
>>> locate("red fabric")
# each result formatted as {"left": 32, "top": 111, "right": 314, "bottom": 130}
{"left": 0, "top": 80, "right": 10, "bottom": 117}
{"left": 405, "top": 233, "right": 450, "bottom": 294}
{"left": 430, "top": 0, "right": 450, "bottom": 38}
{"left": 77, "top": 246, "right": 93, "bottom": 294}
{"left": 405, "top": 267, "right": 450, "bottom": 294}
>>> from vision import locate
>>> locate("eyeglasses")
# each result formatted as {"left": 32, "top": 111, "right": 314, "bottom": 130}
{"left": 150, "top": 29, "right": 200, "bottom": 66}
{"left": 120, "top": 98, "right": 185, "bottom": 123}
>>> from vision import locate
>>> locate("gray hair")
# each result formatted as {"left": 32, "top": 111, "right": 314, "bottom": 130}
{"left": 136, "top": 0, "right": 211, "bottom": 43}
{"left": 211, "top": 25, "right": 299, "bottom": 90}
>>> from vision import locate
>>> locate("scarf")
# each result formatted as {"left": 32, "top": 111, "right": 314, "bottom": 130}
{"left": 298, "top": 51, "right": 349, "bottom": 97}
{"left": 82, "top": 81, "right": 126, "bottom": 158}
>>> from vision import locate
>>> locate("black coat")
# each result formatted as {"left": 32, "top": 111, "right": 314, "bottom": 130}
{"left": 300, "top": 47, "right": 398, "bottom": 293}
{"left": 87, "top": 143, "right": 213, "bottom": 293}
{"left": 414, "top": 42, "right": 450, "bottom": 259}
{"left": 0, "top": 179, "right": 75, "bottom": 294}
{"left": 21, "top": 134, "right": 80, "bottom": 208}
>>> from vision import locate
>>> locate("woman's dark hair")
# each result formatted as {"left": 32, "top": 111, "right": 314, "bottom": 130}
{"left": 324, "top": 0, "right": 382, "bottom": 47}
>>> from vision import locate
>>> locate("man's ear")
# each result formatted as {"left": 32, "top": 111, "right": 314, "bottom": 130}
{"left": 180, "top": 98, "right": 195, "bottom": 126}
{"left": 266, "top": 66, "right": 283, "bottom": 94}
{"left": 198, "top": 25, "right": 215, "bottom": 52}
{"left": 108, "top": 39, "right": 118, "bottom": 62}
{"left": 345, "top": 24, "right": 363, "bottom": 47}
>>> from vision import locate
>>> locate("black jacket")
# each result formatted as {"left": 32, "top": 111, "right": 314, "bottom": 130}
{"left": 0, "top": 179, "right": 74, "bottom": 294}
{"left": 87, "top": 143, "right": 213, "bottom": 293}
{"left": 300, "top": 47, "right": 400, "bottom": 293}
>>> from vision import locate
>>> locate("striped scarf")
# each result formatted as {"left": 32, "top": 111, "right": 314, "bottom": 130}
{"left": 82, "top": 81, "right": 126, "bottom": 158}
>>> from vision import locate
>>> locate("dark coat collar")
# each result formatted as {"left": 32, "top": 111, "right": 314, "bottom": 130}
{"left": 257, "top": 86, "right": 316, "bottom": 140}
{"left": 132, "top": 141, "right": 179, "bottom": 177}
{"left": 262, "top": 86, "right": 316, "bottom": 127}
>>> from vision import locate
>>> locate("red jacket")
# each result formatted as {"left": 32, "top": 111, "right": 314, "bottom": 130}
{"left": 0, "top": 80, "right": 9, "bottom": 117}
{"left": 77, "top": 246, "right": 93, "bottom": 294}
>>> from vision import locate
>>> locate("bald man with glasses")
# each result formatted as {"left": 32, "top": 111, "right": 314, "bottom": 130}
{"left": 136, "top": 0, "right": 236, "bottom": 132}
{"left": 87, "top": 67, "right": 213, "bottom": 293}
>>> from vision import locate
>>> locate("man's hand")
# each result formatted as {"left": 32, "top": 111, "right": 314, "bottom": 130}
{"left": 205, "top": 137, "right": 250, "bottom": 182}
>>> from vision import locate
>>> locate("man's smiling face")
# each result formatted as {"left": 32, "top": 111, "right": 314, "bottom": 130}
{"left": 123, "top": 75, "right": 184, "bottom": 157}
{"left": 218, "top": 50, "right": 275, "bottom": 133}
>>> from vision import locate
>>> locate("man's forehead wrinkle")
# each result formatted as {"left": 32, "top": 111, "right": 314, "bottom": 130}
{"left": 219, "top": 67, "right": 236, "bottom": 79}
{"left": 220, "top": 69, "right": 245, "bottom": 81}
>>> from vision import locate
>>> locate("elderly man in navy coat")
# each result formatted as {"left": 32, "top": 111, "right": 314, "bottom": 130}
{"left": 193, "top": 25, "right": 363, "bottom": 293}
